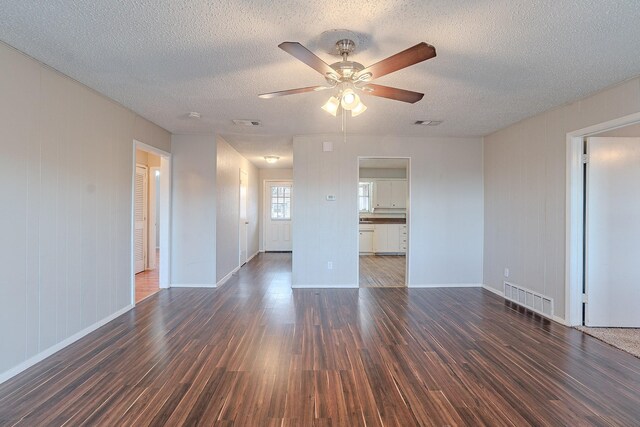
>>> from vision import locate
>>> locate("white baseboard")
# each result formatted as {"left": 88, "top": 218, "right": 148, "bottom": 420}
{"left": 247, "top": 251, "right": 259, "bottom": 262}
{"left": 216, "top": 266, "right": 240, "bottom": 287}
{"left": 291, "top": 285, "right": 359, "bottom": 289}
{"left": 171, "top": 283, "right": 217, "bottom": 288}
{"left": 409, "top": 283, "right": 482, "bottom": 288}
{"left": 0, "top": 304, "right": 134, "bottom": 385}
{"left": 481, "top": 284, "right": 504, "bottom": 296}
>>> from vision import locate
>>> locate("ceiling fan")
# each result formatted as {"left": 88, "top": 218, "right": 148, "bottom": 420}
{"left": 258, "top": 38, "right": 436, "bottom": 116}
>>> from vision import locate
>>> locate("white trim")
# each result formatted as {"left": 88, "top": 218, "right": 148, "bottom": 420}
{"left": 565, "top": 112, "right": 640, "bottom": 327}
{"left": 409, "top": 283, "right": 482, "bottom": 288}
{"left": 481, "top": 284, "right": 504, "bottom": 296}
{"left": 216, "top": 266, "right": 240, "bottom": 287}
{"left": 292, "top": 284, "right": 359, "bottom": 289}
{"left": 132, "top": 140, "right": 172, "bottom": 305}
{"left": 247, "top": 251, "right": 260, "bottom": 262}
{"left": 171, "top": 283, "right": 217, "bottom": 288}
{"left": 0, "top": 304, "right": 134, "bottom": 385}
{"left": 356, "top": 156, "right": 411, "bottom": 288}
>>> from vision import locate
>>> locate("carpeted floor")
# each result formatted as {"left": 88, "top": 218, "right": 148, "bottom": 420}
{"left": 576, "top": 326, "right": 640, "bottom": 359}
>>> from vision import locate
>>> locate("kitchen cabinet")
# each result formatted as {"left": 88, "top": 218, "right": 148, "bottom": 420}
{"left": 360, "top": 226, "right": 374, "bottom": 254}
{"left": 373, "top": 224, "right": 406, "bottom": 253}
{"left": 373, "top": 180, "right": 406, "bottom": 209}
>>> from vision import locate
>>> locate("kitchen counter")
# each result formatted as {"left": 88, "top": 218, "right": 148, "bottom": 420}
{"left": 359, "top": 218, "right": 406, "bottom": 224}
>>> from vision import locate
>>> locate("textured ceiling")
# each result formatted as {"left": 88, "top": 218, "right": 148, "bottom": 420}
{"left": 2, "top": 1, "right": 640, "bottom": 167}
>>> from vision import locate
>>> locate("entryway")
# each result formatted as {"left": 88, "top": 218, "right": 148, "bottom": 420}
{"left": 132, "top": 141, "right": 171, "bottom": 304}
{"left": 357, "top": 158, "right": 409, "bottom": 287}
{"left": 264, "top": 180, "right": 292, "bottom": 252}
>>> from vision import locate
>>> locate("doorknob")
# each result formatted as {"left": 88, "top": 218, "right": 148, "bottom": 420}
{"left": 245, "top": 221, "right": 249, "bottom": 225}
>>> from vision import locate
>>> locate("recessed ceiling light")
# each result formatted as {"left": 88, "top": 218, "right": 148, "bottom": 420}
{"left": 188, "top": 111, "right": 201, "bottom": 119}
{"left": 233, "top": 119, "right": 261, "bottom": 126}
{"left": 414, "top": 120, "right": 442, "bottom": 126}
{"left": 264, "top": 156, "right": 280, "bottom": 164}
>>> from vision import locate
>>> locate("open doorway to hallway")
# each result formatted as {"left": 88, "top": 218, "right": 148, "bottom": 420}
{"left": 358, "top": 158, "right": 409, "bottom": 287}
{"left": 133, "top": 142, "right": 171, "bottom": 303}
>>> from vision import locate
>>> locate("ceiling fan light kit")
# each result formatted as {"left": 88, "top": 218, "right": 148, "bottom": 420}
{"left": 259, "top": 35, "right": 436, "bottom": 118}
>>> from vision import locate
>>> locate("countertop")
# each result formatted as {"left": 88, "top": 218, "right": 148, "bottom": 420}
{"left": 359, "top": 218, "right": 406, "bottom": 225}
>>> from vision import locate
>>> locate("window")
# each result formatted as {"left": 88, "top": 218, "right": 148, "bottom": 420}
{"left": 358, "top": 182, "right": 372, "bottom": 212}
{"left": 271, "top": 185, "right": 291, "bottom": 220}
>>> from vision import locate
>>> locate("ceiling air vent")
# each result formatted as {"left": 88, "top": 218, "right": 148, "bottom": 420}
{"left": 414, "top": 120, "right": 442, "bottom": 126}
{"left": 233, "top": 119, "right": 261, "bottom": 126}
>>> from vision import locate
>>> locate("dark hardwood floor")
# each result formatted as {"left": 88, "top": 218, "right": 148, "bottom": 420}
{"left": 359, "top": 255, "right": 406, "bottom": 287}
{"left": 1, "top": 253, "right": 640, "bottom": 426}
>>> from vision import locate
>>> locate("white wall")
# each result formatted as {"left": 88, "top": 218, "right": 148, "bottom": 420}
{"left": 484, "top": 77, "right": 640, "bottom": 320}
{"left": 170, "top": 135, "right": 217, "bottom": 287}
{"left": 293, "top": 135, "right": 484, "bottom": 287}
{"left": 258, "top": 168, "right": 293, "bottom": 251}
{"left": 0, "top": 41, "right": 170, "bottom": 379}
{"left": 216, "top": 137, "right": 259, "bottom": 283}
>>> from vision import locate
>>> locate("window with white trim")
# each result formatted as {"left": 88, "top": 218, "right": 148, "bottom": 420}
{"left": 271, "top": 185, "right": 291, "bottom": 220}
{"left": 358, "top": 182, "right": 373, "bottom": 213}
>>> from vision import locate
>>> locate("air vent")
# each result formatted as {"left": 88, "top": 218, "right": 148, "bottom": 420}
{"left": 414, "top": 120, "right": 442, "bottom": 126}
{"left": 504, "top": 281, "right": 554, "bottom": 319}
{"left": 232, "top": 119, "right": 261, "bottom": 126}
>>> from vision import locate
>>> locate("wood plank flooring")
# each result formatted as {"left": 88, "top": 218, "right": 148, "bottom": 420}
{"left": 1, "top": 253, "right": 640, "bottom": 425}
{"left": 135, "top": 249, "right": 160, "bottom": 303}
{"left": 359, "top": 255, "right": 406, "bottom": 287}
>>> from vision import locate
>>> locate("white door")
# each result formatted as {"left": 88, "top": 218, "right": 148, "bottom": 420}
{"left": 374, "top": 181, "right": 392, "bottom": 208}
{"left": 134, "top": 165, "right": 148, "bottom": 274}
{"left": 585, "top": 137, "right": 640, "bottom": 327}
{"left": 265, "top": 181, "right": 292, "bottom": 251}
{"left": 239, "top": 169, "right": 248, "bottom": 265}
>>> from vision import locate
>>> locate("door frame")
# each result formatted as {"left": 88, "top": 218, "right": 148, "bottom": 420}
{"left": 134, "top": 163, "right": 149, "bottom": 273}
{"left": 356, "top": 156, "right": 411, "bottom": 287}
{"left": 263, "top": 179, "right": 293, "bottom": 252}
{"left": 239, "top": 168, "right": 248, "bottom": 266}
{"left": 131, "top": 140, "right": 172, "bottom": 306}
{"left": 565, "top": 112, "right": 640, "bottom": 326}
{"left": 148, "top": 166, "right": 160, "bottom": 270}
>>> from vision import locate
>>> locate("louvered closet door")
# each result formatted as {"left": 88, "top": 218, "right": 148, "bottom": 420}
{"left": 134, "top": 165, "right": 148, "bottom": 274}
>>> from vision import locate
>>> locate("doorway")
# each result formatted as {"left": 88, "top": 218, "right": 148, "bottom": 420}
{"left": 357, "top": 158, "right": 409, "bottom": 287}
{"left": 132, "top": 141, "right": 171, "bottom": 304}
{"left": 566, "top": 116, "right": 640, "bottom": 327}
{"left": 264, "top": 180, "right": 292, "bottom": 252}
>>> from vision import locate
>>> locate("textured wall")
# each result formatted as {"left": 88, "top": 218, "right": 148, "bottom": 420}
{"left": 0, "top": 42, "right": 169, "bottom": 377}
{"left": 293, "top": 135, "right": 484, "bottom": 287}
{"left": 170, "top": 135, "right": 217, "bottom": 286}
{"left": 216, "top": 137, "right": 259, "bottom": 283}
{"left": 484, "top": 77, "right": 640, "bottom": 320}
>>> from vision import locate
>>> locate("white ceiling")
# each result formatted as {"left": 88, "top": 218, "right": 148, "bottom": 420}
{"left": 2, "top": 1, "right": 640, "bottom": 168}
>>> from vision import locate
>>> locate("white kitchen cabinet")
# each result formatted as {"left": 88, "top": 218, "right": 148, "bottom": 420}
{"left": 390, "top": 181, "right": 406, "bottom": 209}
{"left": 373, "top": 180, "right": 406, "bottom": 209}
{"left": 373, "top": 224, "right": 406, "bottom": 253}
{"left": 359, "top": 229, "right": 374, "bottom": 253}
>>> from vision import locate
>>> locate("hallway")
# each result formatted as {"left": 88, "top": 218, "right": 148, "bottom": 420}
{"left": 1, "top": 253, "right": 639, "bottom": 425}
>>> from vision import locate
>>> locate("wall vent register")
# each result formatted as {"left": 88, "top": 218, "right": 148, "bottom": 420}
{"left": 503, "top": 281, "right": 554, "bottom": 319}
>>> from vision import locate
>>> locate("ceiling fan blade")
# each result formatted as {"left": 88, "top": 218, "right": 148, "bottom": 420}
{"left": 355, "top": 42, "right": 436, "bottom": 81}
{"left": 361, "top": 84, "right": 424, "bottom": 103}
{"left": 259, "top": 85, "right": 329, "bottom": 99}
{"left": 278, "top": 42, "right": 338, "bottom": 78}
